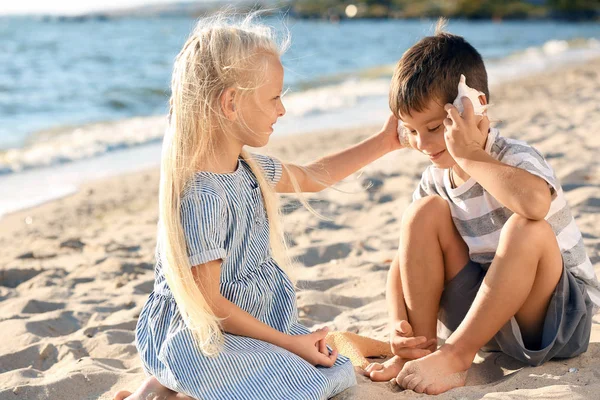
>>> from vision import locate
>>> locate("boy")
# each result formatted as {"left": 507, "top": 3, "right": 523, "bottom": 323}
{"left": 363, "top": 21, "right": 600, "bottom": 395}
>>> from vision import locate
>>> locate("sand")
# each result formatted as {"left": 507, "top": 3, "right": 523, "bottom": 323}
{"left": 1, "top": 58, "right": 599, "bottom": 400}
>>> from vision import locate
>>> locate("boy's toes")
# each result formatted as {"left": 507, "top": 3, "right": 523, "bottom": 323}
{"left": 365, "top": 363, "right": 382, "bottom": 373}
{"left": 113, "top": 390, "right": 131, "bottom": 400}
{"left": 369, "top": 366, "right": 397, "bottom": 382}
{"left": 397, "top": 372, "right": 414, "bottom": 388}
{"left": 404, "top": 374, "right": 423, "bottom": 391}
{"left": 395, "top": 369, "right": 408, "bottom": 384}
{"left": 425, "top": 383, "right": 445, "bottom": 396}
{"left": 362, "top": 362, "right": 383, "bottom": 377}
{"left": 414, "top": 381, "right": 428, "bottom": 394}
{"left": 369, "top": 370, "right": 392, "bottom": 382}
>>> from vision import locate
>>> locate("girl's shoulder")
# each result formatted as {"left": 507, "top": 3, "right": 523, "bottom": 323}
{"left": 182, "top": 173, "right": 229, "bottom": 204}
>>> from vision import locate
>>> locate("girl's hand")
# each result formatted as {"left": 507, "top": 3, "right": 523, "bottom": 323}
{"left": 443, "top": 97, "right": 490, "bottom": 162}
{"left": 390, "top": 320, "right": 436, "bottom": 359}
{"left": 379, "top": 113, "right": 403, "bottom": 152}
{"left": 286, "top": 327, "right": 338, "bottom": 367}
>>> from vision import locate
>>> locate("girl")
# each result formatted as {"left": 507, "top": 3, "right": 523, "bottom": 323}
{"left": 114, "top": 12, "right": 401, "bottom": 400}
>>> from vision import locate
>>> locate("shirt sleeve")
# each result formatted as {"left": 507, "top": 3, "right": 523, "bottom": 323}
{"left": 180, "top": 191, "right": 227, "bottom": 266}
{"left": 498, "top": 141, "right": 559, "bottom": 198}
{"left": 412, "top": 168, "right": 437, "bottom": 202}
{"left": 250, "top": 153, "right": 283, "bottom": 187}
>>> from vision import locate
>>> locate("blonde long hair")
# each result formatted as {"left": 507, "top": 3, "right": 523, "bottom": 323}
{"left": 159, "top": 12, "right": 293, "bottom": 355}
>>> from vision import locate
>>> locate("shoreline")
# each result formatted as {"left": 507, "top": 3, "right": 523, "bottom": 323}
{"left": 2, "top": 36, "right": 599, "bottom": 182}
{"left": 3, "top": 53, "right": 600, "bottom": 221}
{"left": 1, "top": 57, "right": 600, "bottom": 399}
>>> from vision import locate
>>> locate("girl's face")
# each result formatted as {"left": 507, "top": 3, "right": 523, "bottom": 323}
{"left": 236, "top": 54, "right": 286, "bottom": 148}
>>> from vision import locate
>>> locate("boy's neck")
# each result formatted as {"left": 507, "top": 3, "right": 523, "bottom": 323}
{"left": 450, "top": 165, "right": 470, "bottom": 188}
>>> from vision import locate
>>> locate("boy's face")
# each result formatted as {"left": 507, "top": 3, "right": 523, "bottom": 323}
{"left": 398, "top": 98, "right": 455, "bottom": 169}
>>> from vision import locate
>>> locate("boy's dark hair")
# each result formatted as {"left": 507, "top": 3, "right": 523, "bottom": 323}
{"left": 390, "top": 19, "right": 489, "bottom": 118}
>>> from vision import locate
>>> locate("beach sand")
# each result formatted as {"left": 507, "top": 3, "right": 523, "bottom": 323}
{"left": 1, "top": 58, "right": 599, "bottom": 400}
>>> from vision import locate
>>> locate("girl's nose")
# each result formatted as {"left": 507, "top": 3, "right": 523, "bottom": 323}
{"left": 278, "top": 100, "right": 286, "bottom": 117}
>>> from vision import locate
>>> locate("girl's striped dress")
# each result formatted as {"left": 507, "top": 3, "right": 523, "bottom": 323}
{"left": 135, "top": 154, "right": 356, "bottom": 399}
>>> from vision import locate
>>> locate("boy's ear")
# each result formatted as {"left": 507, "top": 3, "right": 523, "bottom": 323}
{"left": 220, "top": 87, "right": 238, "bottom": 121}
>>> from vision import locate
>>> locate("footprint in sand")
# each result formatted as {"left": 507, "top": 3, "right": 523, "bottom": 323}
{"left": 298, "top": 291, "right": 380, "bottom": 310}
{"left": 59, "top": 238, "right": 85, "bottom": 250}
{"left": 102, "top": 330, "right": 137, "bottom": 345}
{"left": 21, "top": 300, "right": 65, "bottom": 314}
{"left": 297, "top": 278, "right": 346, "bottom": 291}
{"left": 82, "top": 321, "right": 137, "bottom": 338}
{"left": 105, "top": 241, "right": 141, "bottom": 254}
{"left": 297, "top": 242, "right": 353, "bottom": 267}
{"left": 281, "top": 198, "right": 303, "bottom": 215}
{"left": 25, "top": 311, "right": 82, "bottom": 337}
{"left": 133, "top": 279, "right": 154, "bottom": 294}
{"left": 298, "top": 303, "right": 347, "bottom": 323}
{"left": 0, "top": 343, "right": 59, "bottom": 372}
{"left": 0, "top": 268, "right": 43, "bottom": 288}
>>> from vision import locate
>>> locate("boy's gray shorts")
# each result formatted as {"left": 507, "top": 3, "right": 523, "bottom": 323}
{"left": 437, "top": 260, "right": 594, "bottom": 366}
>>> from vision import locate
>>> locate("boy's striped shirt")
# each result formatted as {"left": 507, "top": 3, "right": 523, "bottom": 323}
{"left": 413, "top": 128, "right": 600, "bottom": 309}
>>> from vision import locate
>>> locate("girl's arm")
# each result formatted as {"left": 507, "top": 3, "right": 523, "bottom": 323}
{"left": 275, "top": 115, "right": 402, "bottom": 193}
{"left": 192, "top": 260, "right": 338, "bottom": 367}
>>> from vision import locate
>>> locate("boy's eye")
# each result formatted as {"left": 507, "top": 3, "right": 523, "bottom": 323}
{"left": 428, "top": 124, "right": 442, "bottom": 132}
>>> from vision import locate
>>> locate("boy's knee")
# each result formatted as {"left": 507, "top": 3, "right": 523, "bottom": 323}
{"left": 502, "top": 213, "right": 554, "bottom": 245}
{"left": 402, "top": 196, "right": 450, "bottom": 229}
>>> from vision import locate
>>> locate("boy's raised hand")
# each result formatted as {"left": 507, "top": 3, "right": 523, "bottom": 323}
{"left": 390, "top": 320, "right": 437, "bottom": 359}
{"left": 443, "top": 97, "right": 490, "bottom": 161}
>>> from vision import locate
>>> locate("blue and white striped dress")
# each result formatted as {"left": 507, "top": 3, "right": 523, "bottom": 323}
{"left": 135, "top": 154, "right": 356, "bottom": 400}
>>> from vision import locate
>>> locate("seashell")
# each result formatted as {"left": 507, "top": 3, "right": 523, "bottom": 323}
{"left": 453, "top": 74, "right": 488, "bottom": 116}
{"left": 397, "top": 122, "right": 412, "bottom": 148}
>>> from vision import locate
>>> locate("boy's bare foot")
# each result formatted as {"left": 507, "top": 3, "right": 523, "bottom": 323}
{"left": 113, "top": 376, "right": 193, "bottom": 400}
{"left": 395, "top": 344, "right": 472, "bottom": 395}
{"left": 362, "top": 355, "right": 408, "bottom": 382}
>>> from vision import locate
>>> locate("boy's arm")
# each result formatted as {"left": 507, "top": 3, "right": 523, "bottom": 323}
{"left": 456, "top": 150, "right": 551, "bottom": 220}
{"left": 445, "top": 98, "right": 551, "bottom": 220}
{"left": 275, "top": 114, "right": 402, "bottom": 193}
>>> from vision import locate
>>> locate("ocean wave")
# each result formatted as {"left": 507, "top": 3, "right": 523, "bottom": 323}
{"left": 487, "top": 37, "right": 600, "bottom": 84}
{"left": 284, "top": 78, "right": 391, "bottom": 118}
{"left": 0, "top": 116, "right": 167, "bottom": 174}
{"left": 1, "top": 37, "right": 598, "bottom": 176}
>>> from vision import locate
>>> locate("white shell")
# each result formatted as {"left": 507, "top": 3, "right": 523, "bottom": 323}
{"left": 397, "top": 122, "right": 411, "bottom": 148}
{"left": 453, "top": 74, "right": 487, "bottom": 116}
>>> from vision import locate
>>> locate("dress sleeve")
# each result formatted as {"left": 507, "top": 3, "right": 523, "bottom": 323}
{"left": 250, "top": 153, "right": 283, "bottom": 187}
{"left": 180, "top": 191, "right": 227, "bottom": 266}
